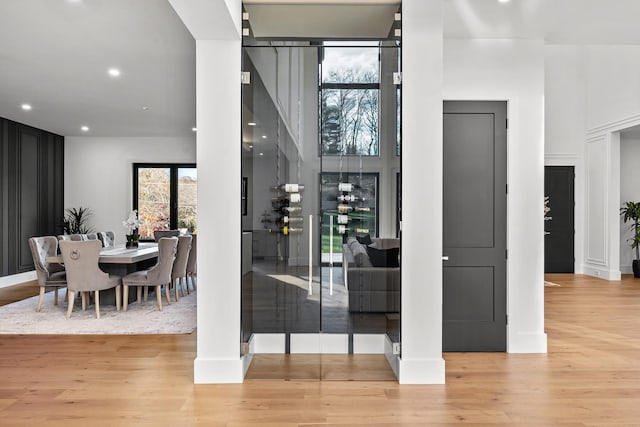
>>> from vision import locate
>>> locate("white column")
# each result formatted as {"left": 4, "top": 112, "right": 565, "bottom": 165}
{"left": 398, "top": 0, "right": 445, "bottom": 384}
{"left": 192, "top": 39, "right": 243, "bottom": 383}
{"left": 169, "top": 0, "right": 244, "bottom": 384}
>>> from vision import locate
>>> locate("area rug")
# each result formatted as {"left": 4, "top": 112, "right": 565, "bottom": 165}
{"left": 0, "top": 290, "right": 196, "bottom": 334}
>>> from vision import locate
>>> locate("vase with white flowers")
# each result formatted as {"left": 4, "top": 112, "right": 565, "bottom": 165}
{"left": 123, "top": 210, "right": 143, "bottom": 248}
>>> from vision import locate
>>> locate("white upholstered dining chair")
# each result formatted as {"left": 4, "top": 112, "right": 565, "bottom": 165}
{"left": 59, "top": 240, "right": 122, "bottom": 319}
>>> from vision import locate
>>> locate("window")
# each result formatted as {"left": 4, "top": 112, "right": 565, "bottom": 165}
{"left": 133, "top": 163, "right": 197, "bottom": 240}
{"left": 320, "top": 43, "right": 380, "bottom": 156}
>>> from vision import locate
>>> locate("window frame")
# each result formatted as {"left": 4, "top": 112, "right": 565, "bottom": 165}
{"left": 132, "top": 163, "right": 197, "bottom": 241}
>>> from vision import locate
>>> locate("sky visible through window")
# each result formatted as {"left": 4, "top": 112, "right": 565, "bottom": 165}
{"left": 322, "top": 42, "right": 380, "bottom": 84}
{"left": 321, "top": 42, "right": 380, "bottom": 156}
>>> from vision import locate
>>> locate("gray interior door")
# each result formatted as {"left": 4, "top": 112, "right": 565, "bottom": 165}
{"left": 544, "top": 166, "right": 575, "bottom": 273}
{"left": 443, "top": 101, "right": 507, "bottom": 351}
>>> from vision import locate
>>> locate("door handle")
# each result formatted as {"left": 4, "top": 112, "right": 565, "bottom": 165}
{"left": 442, "top": 256, "right": 449, "bottom": 261}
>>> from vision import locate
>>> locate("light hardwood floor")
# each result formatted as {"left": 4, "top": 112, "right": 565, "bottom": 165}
{"left": 0, "top": 274, "right": 639, "bottom": 425}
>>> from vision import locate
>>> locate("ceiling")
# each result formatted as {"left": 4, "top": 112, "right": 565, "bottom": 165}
{"left": 0, "top": 0, "right": 195, "bottom": 137}
{"left": 2, "top": 0, "right": 640, "bottom": 138}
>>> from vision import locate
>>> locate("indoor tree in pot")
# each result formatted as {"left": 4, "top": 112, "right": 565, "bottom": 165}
{"left": 620, "top": 201, "right": 640, "bottom": 278}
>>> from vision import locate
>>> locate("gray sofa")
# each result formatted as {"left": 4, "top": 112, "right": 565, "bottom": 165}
{"left": 342, "top": 237, "right": 400, "bottom": 313}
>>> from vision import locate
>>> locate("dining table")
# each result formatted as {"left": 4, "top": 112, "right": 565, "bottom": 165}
{"left": 46, "top": 242, "right": 159, "bottom": 305}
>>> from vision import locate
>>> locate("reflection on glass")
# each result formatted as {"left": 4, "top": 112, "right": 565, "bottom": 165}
{"left": 178, "top": 168, "right": 197, "bottom": 234}
{"left": 137, "top": 167, "right": 170, "bottom": 239}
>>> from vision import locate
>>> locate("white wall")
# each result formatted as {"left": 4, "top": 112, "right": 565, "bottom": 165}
{"left": 444, "top": 38, "right": 547, "bottom": 353}
{"left": 585, "top": 45, "right": 640, "bottom": 130}
{"left": 64, "top": 136, "right": 195, "bottom": 243}
{"left": 620, "top": 136, "right": 640, "bottom": 272}
{"left": 571, "top": 45, "right": 640, "bottom": 279}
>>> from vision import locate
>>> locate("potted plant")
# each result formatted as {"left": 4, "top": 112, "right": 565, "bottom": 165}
{"left": 620, "top": 201, "right": 640, "bottom": 278}
{"left": 123, "top": 210, "right": 143, "bottom": 248}
{"left": 63, "top": 206, "right": 94, "bottom": 234}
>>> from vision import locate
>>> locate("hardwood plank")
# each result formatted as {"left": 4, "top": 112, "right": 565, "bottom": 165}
{"left": 0, "top": 274, "right": 638, "bottom": 425}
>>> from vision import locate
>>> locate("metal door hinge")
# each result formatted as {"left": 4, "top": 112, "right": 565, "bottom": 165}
{"left": 506, "top": 314, "right": 509, "bottom": 325}
{"left": 506, "top": 118, "right": 509, "bottom": 129}
{"left": 505, "top": 249, "right": 508, "bottom": 260}
{"left": 393, "top": 72, "right": 402, "bottom": 85}
{"left": 241, "top": 72, "right": 251, "bottom": 85}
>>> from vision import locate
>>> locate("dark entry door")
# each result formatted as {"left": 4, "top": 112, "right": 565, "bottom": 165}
{"left": 443, "top": 101, "right": 507, "bottom": 351}
{"left": 544, "top": 166, "right": 575, "bottom": 273}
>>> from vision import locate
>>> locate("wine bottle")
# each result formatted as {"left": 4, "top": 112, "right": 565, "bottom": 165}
{"left": 273, "top": 226, "right": 302, "bottom": 235}
{"left": 282, "top": 206, "right": 302, "bottom": 214}
{"left": 337, "top": 214, "right": 349, "bottom": 225}
{"left": 337, "top": 204, "right": 353, "bottom": 214}
{"left": 271, "top": 183, "right": 305, "bottom": 193}
{"left": 272, "top": 193, "right": 301, "bottom": 203}
{"left": 338, "top": 183, "right": 353, "bottom": 192}
{"left": 337, "top": 194, "right": 357, "bottom": 202}
{"left": 281, "top": 216, "right": 303, "bottom": 225}
{"left": 354, "top": 206, "right": 371, "bottom": 212}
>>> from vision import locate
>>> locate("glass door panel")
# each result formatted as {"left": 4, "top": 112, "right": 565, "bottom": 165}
{"left": 319, "top": 43, "right": 401, "bottom": 350}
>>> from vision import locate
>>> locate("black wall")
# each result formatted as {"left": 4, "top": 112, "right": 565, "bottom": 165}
{"left": 0, "top": 118, "right": 64, "bottom": 277}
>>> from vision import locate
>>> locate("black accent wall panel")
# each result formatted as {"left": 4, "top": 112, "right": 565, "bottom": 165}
{"left": 0, "top": 118, "right": 64, "bottom": 277}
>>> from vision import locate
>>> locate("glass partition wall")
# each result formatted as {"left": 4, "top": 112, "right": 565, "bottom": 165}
{"left": 241, "top": 39, "right": 401, "bottom": 380}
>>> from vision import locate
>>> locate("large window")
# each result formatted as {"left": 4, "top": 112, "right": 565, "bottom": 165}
{"left": 320, "top": 43, "right": 380, "bottom": 156}
{"left": 133, "top": 163, "right": 197, "bottom": 240}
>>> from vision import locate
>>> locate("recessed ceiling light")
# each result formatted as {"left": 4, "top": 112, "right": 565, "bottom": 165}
{"left": 81, "top": 126, "right": 89, "bottom": 132}
{"left": 108, "top": 68, "right": 121, "bottom": 77}
{"left": 248, "top": 122, "right": 256, "bottom": 126}
{"left": 191, "top": 127, "right": 197, "bottom": 132}
{"left": 142, "top": 106, "right": 149, "bottom": 111}
{"left": 259, "top": 152, "right": 264, "bottom": 156}
{"left": 498, "top": 0, "right": 511, "bottom": 3}
{"left": 262, "top": 135, "right": 267, "bottom": 139}
{"left": 21, "top": 104, "right": 32, "bottom": 111}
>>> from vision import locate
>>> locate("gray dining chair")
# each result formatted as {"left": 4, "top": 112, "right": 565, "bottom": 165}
{"left": 185, "top": 234, "right": 197, "bottom": 293}
{"left": 28, "top": 236, "right": 67, "bottom": 312}
{"left": 59, "top": 240, "right": 122, "bottom": 319}
{"left": 121, "top": 237, "right": 178, "bottom": 311}
{"left": 153, "top": 229, "right": 180, "bottom": 241}
{"left": 84, "top": 233, "right": 99, "bottom": 241}
{"left": 170, "top": 235, "right": 192, "bottom": 301}
{"left": 68, "top": 234, "right": 84, "bottom": 241}
{"left": 97, "top": 231, "right": 115, "bottom": 248}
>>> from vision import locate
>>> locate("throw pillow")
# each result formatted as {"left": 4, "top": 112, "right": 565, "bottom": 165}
{"left": 366, "top": 246, "right": 400, "bottom": 268}
{"left": 356, "top": 234, "right": 373, "bottom": 246}
{"left": 351, "top": 242, "right": 373, "bottom": 267}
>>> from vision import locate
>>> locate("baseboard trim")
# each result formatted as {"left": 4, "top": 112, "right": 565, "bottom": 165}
{"left": 583, "top": 264, "right": 621, "bottom": 281}
{"left": 0, "top": 271, "right": 37, "bottom": 289}
{"left": 397, "top": 357, "right": 445, "bottom": 384}
{"left": 508, "top": 331, "right": 548, "bottom": 353}
{"left": 194, "top": 357, "right": 246, "bottom": 384}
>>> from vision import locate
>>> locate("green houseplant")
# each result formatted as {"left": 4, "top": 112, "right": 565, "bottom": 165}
{"left": 620, "top": 201, "right": 640, "bottom": 278}
{"left": 63, "top": 206, "right": 94, "bottom": 234}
